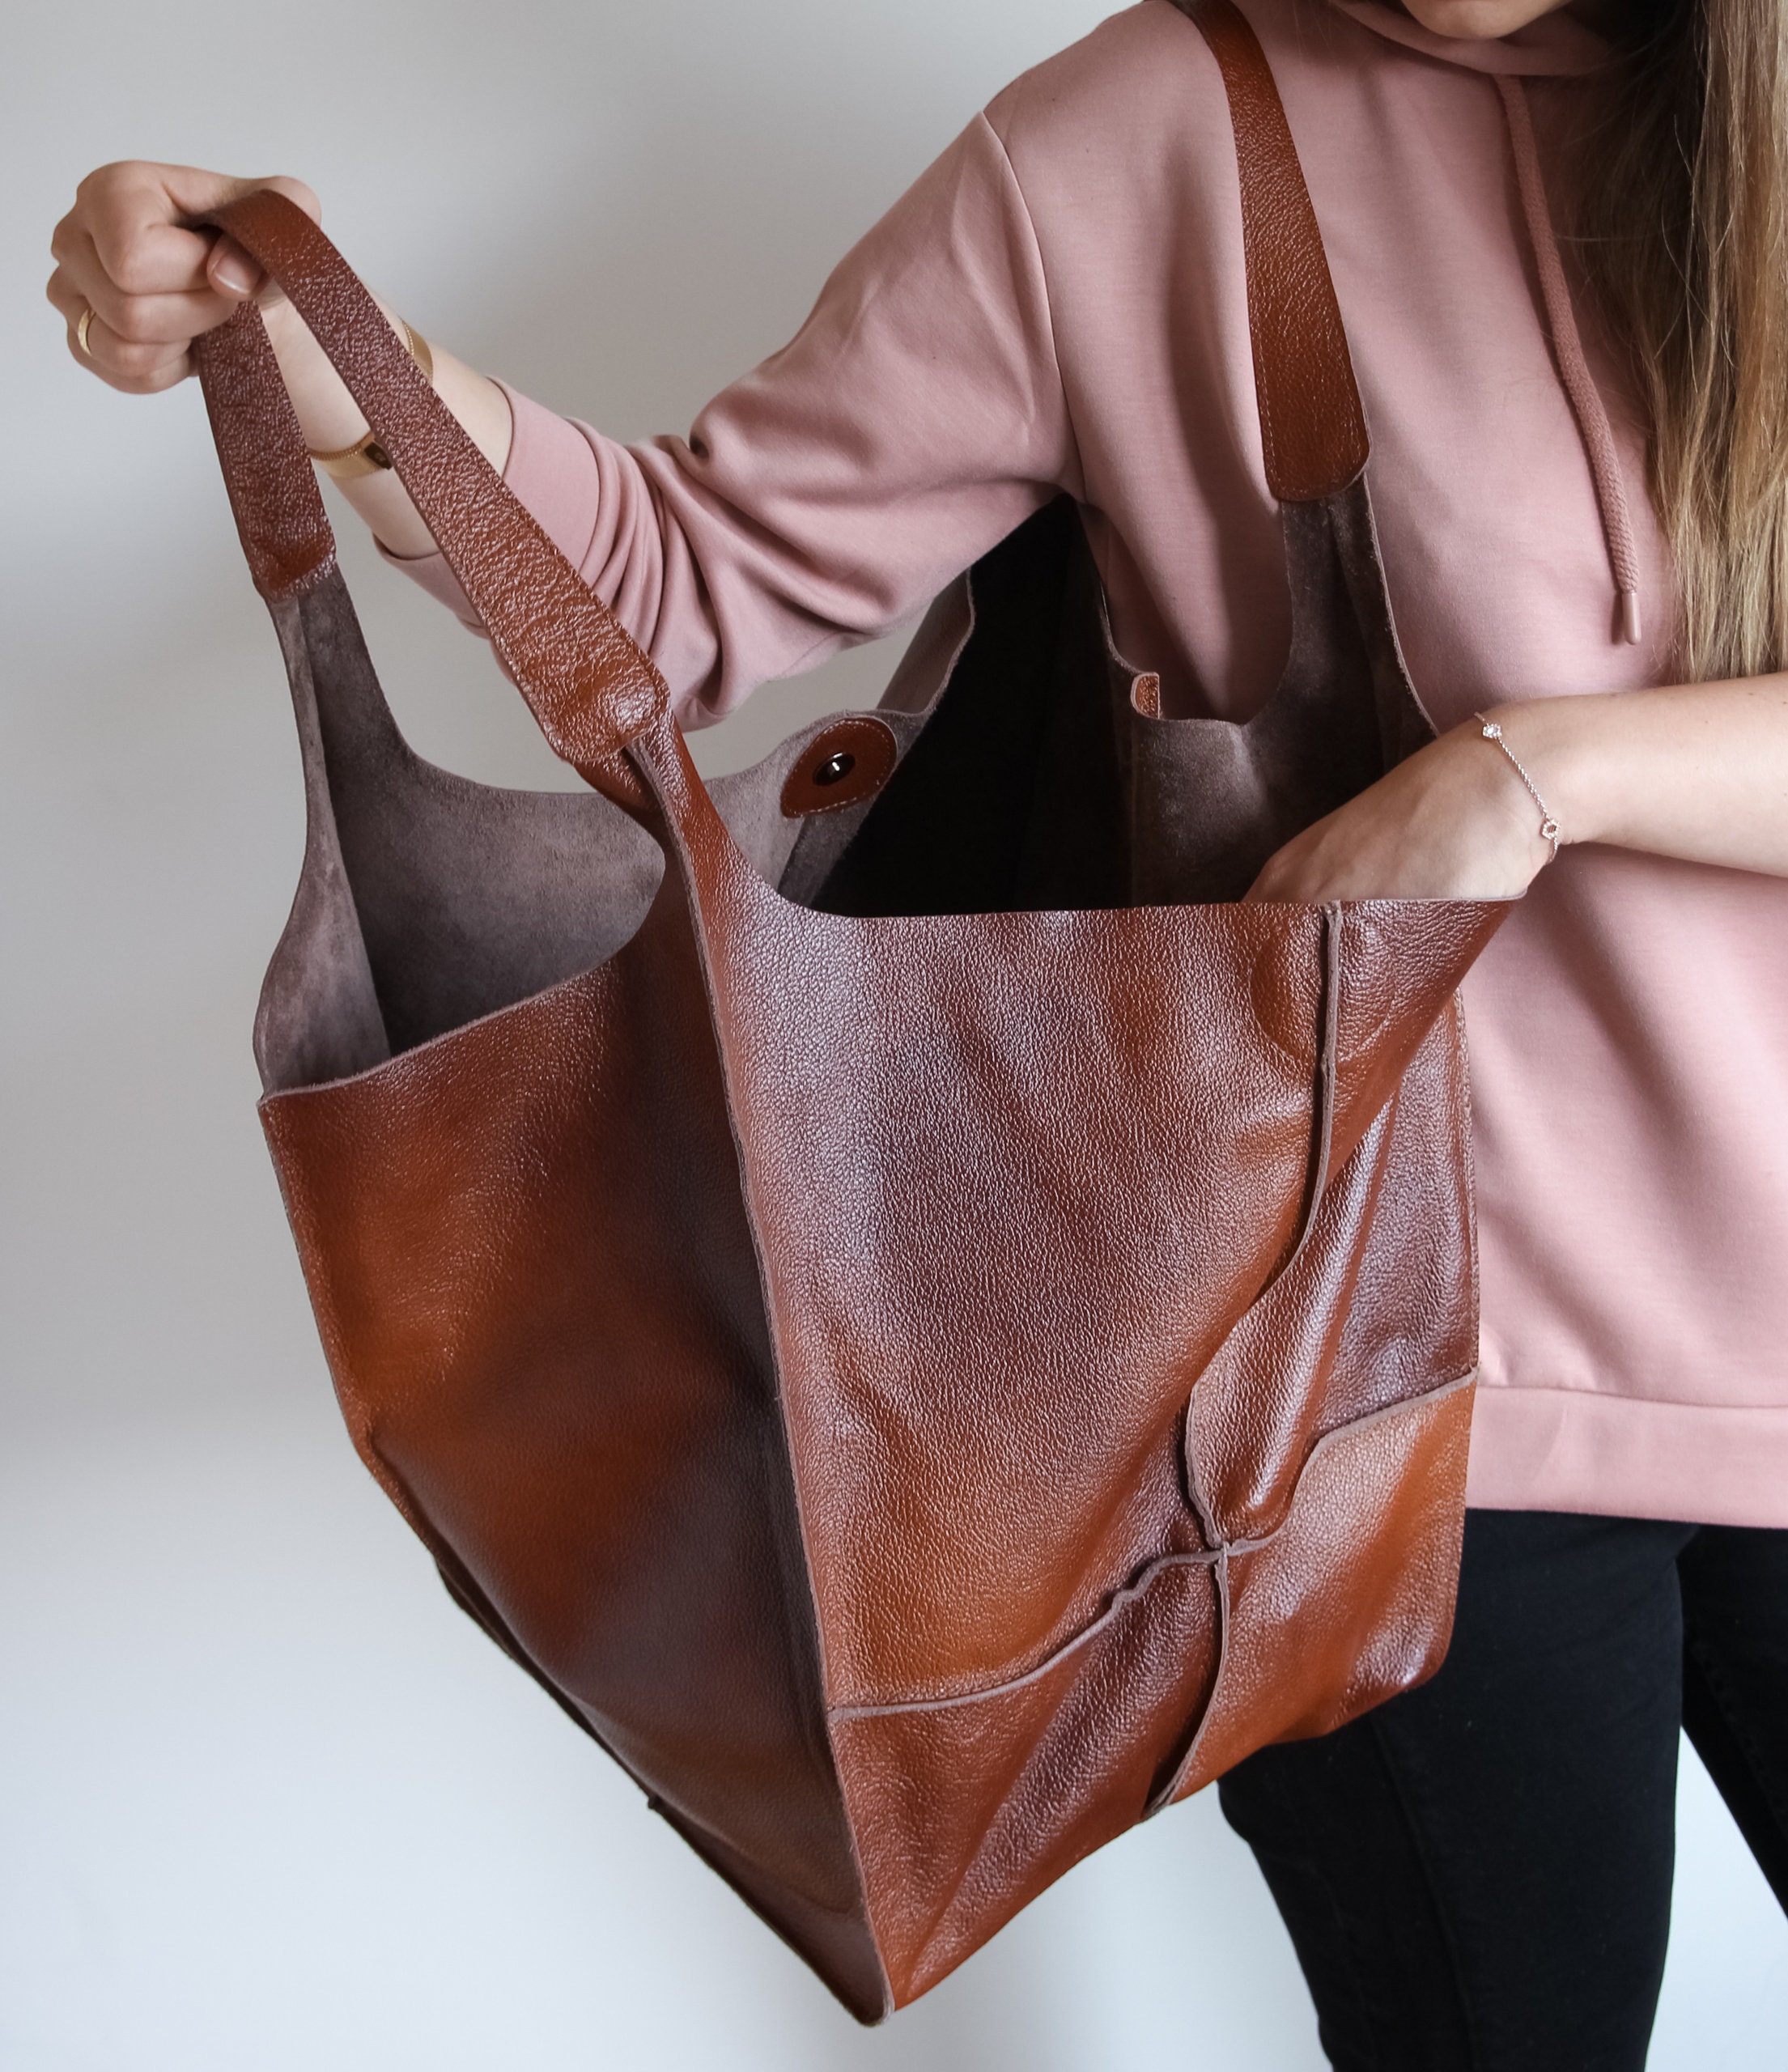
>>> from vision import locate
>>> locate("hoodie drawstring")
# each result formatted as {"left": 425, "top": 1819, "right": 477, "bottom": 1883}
{"left": 1496, "top": 74, "right": 1643, "bottom": 644}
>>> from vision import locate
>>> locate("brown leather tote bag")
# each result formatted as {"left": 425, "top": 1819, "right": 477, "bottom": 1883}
{"left": 189, "top": 0, "right": 1502, "bottom": 2020}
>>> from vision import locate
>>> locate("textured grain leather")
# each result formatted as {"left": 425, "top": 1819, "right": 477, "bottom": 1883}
{"left": 197, "top": 196, "right": 666, "bottom": 813}
{"left": 197, "top": 10, "right": 1504, "bottom": 2023}
{"left": 1165, "top": 0, "right": 1370, "bottom": 502}
{"left": 197, "top": 300, "right": 337, "bottom": 601}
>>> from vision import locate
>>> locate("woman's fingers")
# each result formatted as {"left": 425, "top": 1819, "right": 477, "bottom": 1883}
{"left": 77, "top": 163, "right": 316, "bottom": 287}
{"left": 51, "top": 223, "right": 236, "bottom": 340}
{"left": 47, "top": 267, "right": 190, "bottom": 390}
{"left": 50, "top": 163, "right": 322, "bottom": 391}
{"left": 74, "top": 184, "right": 219, "bottom": 296}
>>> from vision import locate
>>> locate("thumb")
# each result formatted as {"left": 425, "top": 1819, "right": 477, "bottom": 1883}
{"left": 206, "top": 233, "right": 263, "bottom": 299}
{"left": 188, "top": 172, "right": 321, "bottom": 303}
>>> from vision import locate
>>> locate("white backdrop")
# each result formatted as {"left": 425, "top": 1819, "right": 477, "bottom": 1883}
{"left": 2, "top": 2, "right": 1783, "bottom": 2066}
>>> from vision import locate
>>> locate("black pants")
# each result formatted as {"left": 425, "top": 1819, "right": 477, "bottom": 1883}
{"left": 1218, "top": 1510, "right": 1788, "bottom": 2070}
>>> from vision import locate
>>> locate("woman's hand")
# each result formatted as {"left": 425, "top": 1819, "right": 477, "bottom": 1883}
{"left": 47, "top": 163, "right": 320, "bottom": 393}
{"left": 1246, "top": 719, "right": 1552, "bottom": 902}
{"left": 48, "top": 162, "right": 512, "bottom": 558}
{"left": 46, "top": 160, "right": 389, "bottom": 465}
{"left": 1248, "top": 673, "right": 1788, "bottom": 901}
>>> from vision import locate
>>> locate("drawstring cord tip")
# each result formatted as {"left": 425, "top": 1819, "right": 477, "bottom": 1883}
{"left": 1617, "top": 590, "right": 1642, "bottom": 645}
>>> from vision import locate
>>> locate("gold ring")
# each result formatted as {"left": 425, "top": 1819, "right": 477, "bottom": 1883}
{"left": 76, "top": 304, "right": 96, "bottom": 358}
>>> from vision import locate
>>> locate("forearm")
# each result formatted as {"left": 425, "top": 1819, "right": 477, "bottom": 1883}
{"left": 1488, "top": 677, "right": 1788, "bottom": 877}
{"left": 259, "top": 293, "right": 512, "bottom": 560}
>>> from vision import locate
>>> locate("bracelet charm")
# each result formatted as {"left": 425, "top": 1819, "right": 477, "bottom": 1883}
{"left": 1475, "top": 713, "right": 1561, "bottom": 861}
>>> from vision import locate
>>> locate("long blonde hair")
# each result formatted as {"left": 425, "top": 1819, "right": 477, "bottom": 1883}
{"left": 1576, "top": 0, "right": 1788, "bottom": 681}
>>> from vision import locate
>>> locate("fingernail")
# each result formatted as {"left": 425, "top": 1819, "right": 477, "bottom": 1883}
{"left": 214, "top": 250, "right": 258, "bottom": 294}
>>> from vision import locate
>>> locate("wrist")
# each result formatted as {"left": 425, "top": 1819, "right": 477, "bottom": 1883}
{"left": 1477, "top": 697, "right": 1614, "bottom": 851}
{"left": 258, "top": 291, "right": 406, "bottom": 456}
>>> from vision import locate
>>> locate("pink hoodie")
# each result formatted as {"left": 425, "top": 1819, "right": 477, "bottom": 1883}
{"left": 394, "top": 0, "right": 1788, "bottom": 1529}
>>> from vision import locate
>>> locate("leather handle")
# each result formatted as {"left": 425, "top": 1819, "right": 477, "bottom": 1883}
{"left": 190, "top": 191, "right": 665, "bottom": 812}
{"left": 1166, "top": 0, "right": 1369, "bottom": 501}
{"left": 190, "top": 7, "right": 1358, "bottom": 805}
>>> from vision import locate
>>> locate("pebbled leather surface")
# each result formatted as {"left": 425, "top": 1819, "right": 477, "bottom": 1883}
{"left": 194, "top": 197, "right": 666, "bottom": 813}
{"left": 1187, "top": 998, "right": 1482, "bottom": 1549}
{"left": 195, "top": 303, "right": 337, "bottom": 603}
{"left": 1170, "top": 1376, "right": 1477, "bottom": 1799}
{"left": 1166, "top": 0, "right": 1371, "bottom": 502}
{"left": 260, "top": 857, "right": 882, "bottom": 2003}
{"left": 831, "top": 1556, "right": 1220, "bottom": 2002}
{"left": 652, "top": 733, "right": 1329, "bottom": 1712}
{"left": 222, "top": 6, "right": 1506, "bottom": 2021}
{"left": 633, "top": 718, "right": 1493, "bottom": 1997}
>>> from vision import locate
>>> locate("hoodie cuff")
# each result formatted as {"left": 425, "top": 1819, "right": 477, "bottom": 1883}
{"left": 375, "top": 382, "right": 605, "bottom": 630}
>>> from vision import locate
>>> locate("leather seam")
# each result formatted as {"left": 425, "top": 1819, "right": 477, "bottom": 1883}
{"left": 1152, "top": 1367, "right": 1477, "bottom": 1808}
{"left": 829, "top": 1549, "right": 1225, "bottom": 1721}
{"left": 628, "top": 724, "right": 890, "bottom": 1969}
{"left": 830, "top": 1369, "right": 1476, "bottom": 1722}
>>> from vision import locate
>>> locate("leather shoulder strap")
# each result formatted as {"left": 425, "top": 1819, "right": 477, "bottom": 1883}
{"left": 1165, "top": 0, "right": 1369, "bottom": 500}
{"left": 193, "top": 194, "right": 666, "bottom": 813}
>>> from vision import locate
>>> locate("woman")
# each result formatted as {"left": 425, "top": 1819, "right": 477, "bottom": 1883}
{"left": 47, "top": 0, "right": 1788, "bottom": 2061}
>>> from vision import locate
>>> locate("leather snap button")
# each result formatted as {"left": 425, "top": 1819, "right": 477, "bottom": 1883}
{"left": 779, "top": 716, "right": 899, "bottom": 818}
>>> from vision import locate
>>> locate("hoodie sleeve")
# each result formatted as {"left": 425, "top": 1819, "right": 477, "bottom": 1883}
{"left": 384, "top": 111, "right": 1079, "bottom": 726}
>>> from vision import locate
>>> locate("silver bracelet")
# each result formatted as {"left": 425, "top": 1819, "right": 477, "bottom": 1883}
{"left": 1474, "top": 713, "right": 1561, "bottom": 861}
